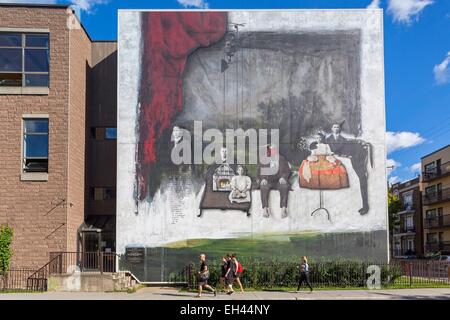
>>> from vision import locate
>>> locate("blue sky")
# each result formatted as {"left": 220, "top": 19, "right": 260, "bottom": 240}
{"left": 2, "top": 0, "right": 449, "bottom": 184}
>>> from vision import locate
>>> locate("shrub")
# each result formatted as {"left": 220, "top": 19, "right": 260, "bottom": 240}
{"left": 188, "top": 258, "right": 400, "bottom": 289}
{"left": 0, "top": 225, "right": 13, "bottom": 274}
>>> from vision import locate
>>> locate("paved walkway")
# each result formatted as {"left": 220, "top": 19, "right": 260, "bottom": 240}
{"left": 1, "top": 287, "right": 450, "bottom": 300}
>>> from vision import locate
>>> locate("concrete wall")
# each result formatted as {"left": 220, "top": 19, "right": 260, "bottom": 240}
{"left": 117, "top": 10, "right": 389, "bottom": 280}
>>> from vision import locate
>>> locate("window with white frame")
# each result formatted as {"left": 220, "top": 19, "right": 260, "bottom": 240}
{"left": 402, "top": 191, "right": 413, "bottom": 210}
{"left": 23, "top": 118, "right": 49, "bottom": 173}
{"left": 0, "top": 33, "right": 49, "bottom": 87}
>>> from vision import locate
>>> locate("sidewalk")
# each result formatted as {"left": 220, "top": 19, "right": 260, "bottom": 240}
{"left": 1, "top": 287, "right": 450, "bottom": 300}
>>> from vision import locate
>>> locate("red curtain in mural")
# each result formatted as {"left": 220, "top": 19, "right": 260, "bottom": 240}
{"left": 137, "top": 12, "right": 227, "bottom": 200}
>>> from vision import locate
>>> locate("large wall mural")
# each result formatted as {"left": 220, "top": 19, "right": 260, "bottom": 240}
{"left": 118, "top": 10, "right": 388, "bottom": 281}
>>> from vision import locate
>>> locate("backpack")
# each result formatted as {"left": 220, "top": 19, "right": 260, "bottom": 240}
{"left": 237, "top": 262, "right": 243, "bottom": 273}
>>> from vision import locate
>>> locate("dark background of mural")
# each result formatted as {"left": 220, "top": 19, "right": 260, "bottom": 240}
{"left": 142, "top": 27, "right": 363, "bottom": 199}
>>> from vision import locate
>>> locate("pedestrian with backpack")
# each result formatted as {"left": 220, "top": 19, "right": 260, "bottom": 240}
{"left": 197, "top": 254, "right": 216, "bottom": 298}
{"left": 233, "top": 254, "right": 245, "bottom": 293}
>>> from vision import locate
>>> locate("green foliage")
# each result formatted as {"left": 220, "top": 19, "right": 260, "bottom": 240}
{"left": 0, "top": 225, "right": 14, "bottom": 274}
{"left": 388, "top": 189, "right": 402, "bottom": 234}
{"left": 187, "top": 258, "right": 401, "bottom": 289}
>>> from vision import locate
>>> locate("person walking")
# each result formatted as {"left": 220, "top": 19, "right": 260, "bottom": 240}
{"left": 197, "top": 254, "right": 216, "bottom": 298}
{"left": 224, "top": 254, "right": 237, "bottom": 295}
{"left": 218, "top": 256, "right": 228, "bottom": 292}
{"left": 297, "top": 256, "right": 313, "bottom": 292}
{"left": 233, "top": 254, "right": 245, "bottom": 293}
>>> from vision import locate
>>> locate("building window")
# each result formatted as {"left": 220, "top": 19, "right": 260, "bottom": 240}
{"left": 0, "top": 33, "right": 49, "bottom": 88}
{"left": 425, "top": 185, "right": 436, "bottom": 198}
{"left": 402, "top": 191, "right": 413, "bottom": 210}
{"left": 427, "top": 233, "right": 438, "bottom": 244}
{"left": 23, "top": 118, "right": 49, "bottom": 173}
{"left": 426, "top": 209, "right": 437, "bottom": 220}
{"left": 105, "top": 128, "right": 117, "bottom": 140}
{"left": 424, "top": 161, "right": 436, "bottom": 174}
{"left": 92, "top": 187, "right": 116, "bottom": 200}
{"left": 91, "top": 127, "right": 117, "bottom": 140}
{"left": 405, "top": 215, "right": 414, "bottom": 229}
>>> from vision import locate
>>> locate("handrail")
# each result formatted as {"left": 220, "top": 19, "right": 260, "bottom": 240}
{"left": 26, "top": 253, "right": 63, "bottom": 291}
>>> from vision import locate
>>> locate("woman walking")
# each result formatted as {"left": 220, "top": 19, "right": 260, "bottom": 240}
{"left": 297, "top": 256, "right": 313, "bottom": 292}
{"left": 219, "top": 256, "right": 228, "bottom": 292}
{"left": 197, "top": 254, "right": 216, "bottom": 298}
{"left": 233, "top": 254, "right": 245, "bottom": 293}
{"left": 224, "top": 254, "right": 237, "bottom": 295}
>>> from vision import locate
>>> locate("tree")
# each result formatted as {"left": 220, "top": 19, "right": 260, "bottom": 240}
{"left": 388, "top": 189, "right": 402, "bottom": 257}
{"left": 0, "top": 225, "right": 13, "bottom": 274}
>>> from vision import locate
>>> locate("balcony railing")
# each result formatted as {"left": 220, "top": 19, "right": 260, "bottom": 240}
{"left": 423, "top": 188, "right": 450, "bottom": 206}
{"left": 397, "top": 205, "right": 415, "bottom": 214}
{"left": 395, "top": 226, "right": 416, "bottom": 234}
{"left": 426, "top": 241, "right": 450, "bottom": 254}
{"left": 393, "top": 249, "right": 416, "bottom": 257}
{"left": 424, "top": 214, "right": 450, "bottom": 229}
{"left": 422, "top": 161, "right": 450, "bottom": 182}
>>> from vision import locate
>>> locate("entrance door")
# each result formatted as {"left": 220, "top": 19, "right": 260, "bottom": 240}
{"left": 81, "top": 232, "right": 100, "bottom": 270}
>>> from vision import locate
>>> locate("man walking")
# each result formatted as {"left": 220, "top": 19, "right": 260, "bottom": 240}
{"left": 197, "top": 254, "right": 216, "bottom": 298}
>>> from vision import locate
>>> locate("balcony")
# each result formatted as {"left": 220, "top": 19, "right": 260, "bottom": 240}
{"left": 422, "top": 161, "right": 450, "bottom": 182}
{"left": 423, "top": 188, "right": 450, "bottom": 206}
{"left": 397, "top": 204, "right": 415, "bottom": 215}
{"left": 393, "top": 248, "right": 416, "bottom": 257}
{"left": 426, "top": 241, "right": 450, "bottom": 254}
{"left": 394, "top": 226, "right": 416, "bottom": 235}
{"left": 424, "top": 214, "right": 450, "bottom": 229}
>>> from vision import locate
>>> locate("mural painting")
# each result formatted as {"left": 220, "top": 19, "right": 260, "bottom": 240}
{"left": 118, "top": 10, "right": 388, "bottom": 281}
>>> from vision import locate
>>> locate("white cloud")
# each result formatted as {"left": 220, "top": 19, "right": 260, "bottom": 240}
{"left": 387, "top": 158, "right": 401, "bottom": 175}
{"left": 177, "top": 0, "right": 209, "bottom": 9}
{"left": 386, "top": 131, "right": 425, "bottom": 154}
{"left": 70, "top": 0, "right": 109, "bottom": 13}
{"left": 367, "top": 0, "right": 381, "bottom": 8}
{"left": 409, "top": 162, "right": 422, "bottom": 173}
{"left": 0, "top": 0, "right": 57, "bottom": 3}
{"left": 389, "top": 176, "right": 400, "bottom": 185}
{"left": 0, "top": 0, "right": 108, "bottom": 13}
{"left": 387, "top": 0, "right": 433, "bottom": 24}
{"left": 434, "top": 52, "right": 450, "bottom": 85}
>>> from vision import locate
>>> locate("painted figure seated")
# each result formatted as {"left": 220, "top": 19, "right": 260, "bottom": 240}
{"left": 229, "top": 165, "right": 252, "bottom": 204}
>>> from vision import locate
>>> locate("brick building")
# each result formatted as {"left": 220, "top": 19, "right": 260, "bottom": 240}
{"left": 391, "top": 177, "right": 424, "bottom": 258}
{"left": 0, "top": 4, "right": 117, "bottom": 268}
{"left": 422, "top": 144, "right": 450, "bottom": 256}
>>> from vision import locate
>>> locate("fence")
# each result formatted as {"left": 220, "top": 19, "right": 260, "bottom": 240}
{"left": 185, "top": 260, "right": 450, "bottom": 289}
{"left": 0, "top": 252, "right": 121, "bottom": 292}
{"left": 0, "top": 268, "right": 38, "bottom": 291}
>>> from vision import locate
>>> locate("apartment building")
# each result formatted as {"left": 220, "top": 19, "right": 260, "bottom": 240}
{"left": 0, "top": 4, "right": 117, "bottom": 268}
{"left": 391, "top": 177, "right": 424, "bottom": 258}
{"left": 422, "top": 144, "right": 450, "bottom": 256}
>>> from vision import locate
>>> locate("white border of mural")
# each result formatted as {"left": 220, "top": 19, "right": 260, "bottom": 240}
{"left": 117, "top": 10, "right": 388, "bottom": 254}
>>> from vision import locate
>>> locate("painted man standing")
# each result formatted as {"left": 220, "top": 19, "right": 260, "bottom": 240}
{"left": 324, "top": 122, "right": 372, "bottom": 215}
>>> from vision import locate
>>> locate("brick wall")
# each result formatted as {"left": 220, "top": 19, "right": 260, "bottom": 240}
{"left": 0, "top": 6, "right": 91, "bottom": 267}
{"left": 66, "top": 20, "right": 92, "bottom": 253}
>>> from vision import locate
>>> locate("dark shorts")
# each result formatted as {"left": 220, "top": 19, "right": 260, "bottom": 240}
{"left": 235, "top": 272, "right": 242, "bottom": 278}
{"left": 225, "top": 275, "right": 235, "bottom": 285}
{"left": 198, "top": 279, "right": 208, "bottom": 286}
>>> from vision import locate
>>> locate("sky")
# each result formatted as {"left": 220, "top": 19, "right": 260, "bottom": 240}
{"left": 1, "top": 0, "right": 449, "bottom": 185}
